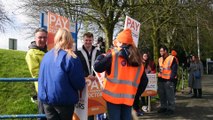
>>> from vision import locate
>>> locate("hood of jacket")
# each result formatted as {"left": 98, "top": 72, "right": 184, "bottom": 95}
{"left": 28, "top": 41, "right": 47, "bottom": 53}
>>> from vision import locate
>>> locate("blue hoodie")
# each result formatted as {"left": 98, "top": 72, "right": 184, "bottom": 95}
{"left": 38, "top": 49, "right": 85, "bottom": 105}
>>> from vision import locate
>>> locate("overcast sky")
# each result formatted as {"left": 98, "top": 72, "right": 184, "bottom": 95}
{"left": 0, "top": 0, "right": 33, "bottom": 51}
{"left": 0, "top": 0, "right": 119, "bottom": 51}
{"left": 0, "top": 0, "right": 86, "bottom": 51}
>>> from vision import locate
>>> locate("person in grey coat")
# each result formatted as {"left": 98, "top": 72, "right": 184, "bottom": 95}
{"left": 189, "top": 55, "right": 203, "bottom": 98}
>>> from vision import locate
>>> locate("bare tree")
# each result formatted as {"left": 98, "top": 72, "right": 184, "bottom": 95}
{"left": 21, "top": 0, "right": 213, "bottom": 59}
{"left": 21, "top": 0, "right": 137, "bottom": 51}
{"left": 0, "top": 1, "right": 12, "bottom": 33}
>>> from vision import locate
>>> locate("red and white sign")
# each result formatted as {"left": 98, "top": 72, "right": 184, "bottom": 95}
{"left": 124, "top": 16, "right": 141, "bottom": 47}
{"left": 87, "top": 78, "right": 106, "bottom": 116}
{"left": 47, "top": 12, "right": 70, "bottom": 49}
{"left": 40, "top": 12, "right": 77, "bottom": 49}
{"left": 142, "top": 74, "right": 158, "bottom": 96}
{"left": 73, "top": 78, "right": 106, "bottom": 119}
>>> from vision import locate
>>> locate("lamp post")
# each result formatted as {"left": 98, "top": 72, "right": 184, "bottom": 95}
{"left": 196, "top": 11, "right": 200, "bottom": 59}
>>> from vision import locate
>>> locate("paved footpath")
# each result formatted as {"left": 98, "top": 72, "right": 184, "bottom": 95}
{"left": 139, "top": 75, "right": 213, "bottom": 120}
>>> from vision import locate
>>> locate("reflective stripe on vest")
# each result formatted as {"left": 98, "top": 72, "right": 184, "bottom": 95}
{"left": 105, "top": 65, "right": 141, "bottom": 88}
{"left": 103, "top": 89, "right": 135, "bottom": 99}
{"left": 158, "top": 55, "right": 174, "bottom": 80}
{"left": 102, "top": 49, "right": 144, "bottom": 106}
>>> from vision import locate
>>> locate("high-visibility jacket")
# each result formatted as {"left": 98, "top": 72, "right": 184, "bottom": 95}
{"left": 102, "top": 49, "right": 144, "bottom": 106}
{"left": 158, "top": 55, "right": 174, "bottom": 80}
{"left": 26, "top": 48, "right": 45, "bottom": 93}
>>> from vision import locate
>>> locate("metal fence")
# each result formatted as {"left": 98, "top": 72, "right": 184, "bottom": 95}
{"left": 0, "top": 78, "right": 46, "bottom": 119}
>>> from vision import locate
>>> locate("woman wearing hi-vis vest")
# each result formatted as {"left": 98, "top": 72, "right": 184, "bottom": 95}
{"left": 94, "top": 29, "right": 148, "bottom": 120}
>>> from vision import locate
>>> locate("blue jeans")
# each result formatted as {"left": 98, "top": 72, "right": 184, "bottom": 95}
{"left": 107, "top": 102, "right": 131, "bottom": 120}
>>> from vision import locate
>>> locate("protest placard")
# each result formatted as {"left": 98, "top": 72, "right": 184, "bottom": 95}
{"left": 73, "top": 85, "right": 88, "bottom": 120}
{"left": 142, "top": 74, "right": 157, "bottom": 96}
{"left": 124, "top": 16, "right": 141, "bottom": 47}
{"left": 47, "top": 12, "right": 70, "bottom": 49}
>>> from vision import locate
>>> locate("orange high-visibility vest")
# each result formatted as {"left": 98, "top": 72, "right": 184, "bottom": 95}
{"left": 102, "top": 49, "right": 144, "bottom": 106}
{"left": 158, "top": 55, "right": 174, "bottom": 80}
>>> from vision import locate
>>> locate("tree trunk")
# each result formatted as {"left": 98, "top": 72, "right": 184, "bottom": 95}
{"left": 102, "top": 17, "right": 114, "bottom": 52}
{"left": 151, "top": 20, "right": 160, "bottom": 65}
{"left": 104, "top": 25, "right": 114, "bottom": 52}
{"left": 151, "top": 30, "right": 159, "bottom": 65}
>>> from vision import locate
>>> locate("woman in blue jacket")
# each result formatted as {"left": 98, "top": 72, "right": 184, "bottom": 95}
{"left": 38, "top": 28, "right": 85, "bottom": 120}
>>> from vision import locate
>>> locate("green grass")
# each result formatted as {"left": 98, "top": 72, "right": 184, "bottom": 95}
{"left": 0, "top": 49, "right": 37, "bottom": 114}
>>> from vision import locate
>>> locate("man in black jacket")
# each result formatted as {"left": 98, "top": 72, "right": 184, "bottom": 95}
{"left": 76, "top": 32, "right": 101, "bottom": 120}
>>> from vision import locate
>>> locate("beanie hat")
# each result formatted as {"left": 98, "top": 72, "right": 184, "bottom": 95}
{"left": 116, "top": 29, "right": 134, "bottom": 45}
{"left": 171, "top": 50, "right": 177, "bottom": 56}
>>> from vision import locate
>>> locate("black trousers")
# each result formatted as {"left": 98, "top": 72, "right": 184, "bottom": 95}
{"left": 193, "top": 88, "right": 202, "bottom": 97}
{"left": 133, "top": 77, "right": 148, "bottom": 110}
{"left": 141, "top": 96, "right": 148, "bottom": 106}
{"left": 173, "top": 78, "right": 178, "bottom": 94}
{"left": 38, "top": 100, "right": 47, "bottom": 120}
{"left": 43, "top": 104, "right": 74, "bottom": 120}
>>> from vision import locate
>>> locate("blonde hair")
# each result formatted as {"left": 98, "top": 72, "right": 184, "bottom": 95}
{"left": 54, "top": 28, "right": 77, "bottom": 58}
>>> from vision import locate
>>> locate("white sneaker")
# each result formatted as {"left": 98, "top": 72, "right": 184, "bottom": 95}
{"left": 31, "top": 95, "right": 38, "bottom": 104}
{"left": 142, "top": 106, "right": 148, "bottom": 112}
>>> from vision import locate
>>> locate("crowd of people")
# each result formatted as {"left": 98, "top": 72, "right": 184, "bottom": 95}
{"left": 25, "top": 27, "right": 204, "bottom": 120}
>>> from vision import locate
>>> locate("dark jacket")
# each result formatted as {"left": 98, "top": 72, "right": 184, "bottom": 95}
{"left": 28, "top": 41, "right": 47, "bottom": 53}
{"left": 76, "top": 45, "right": 101, "bottom": 77}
